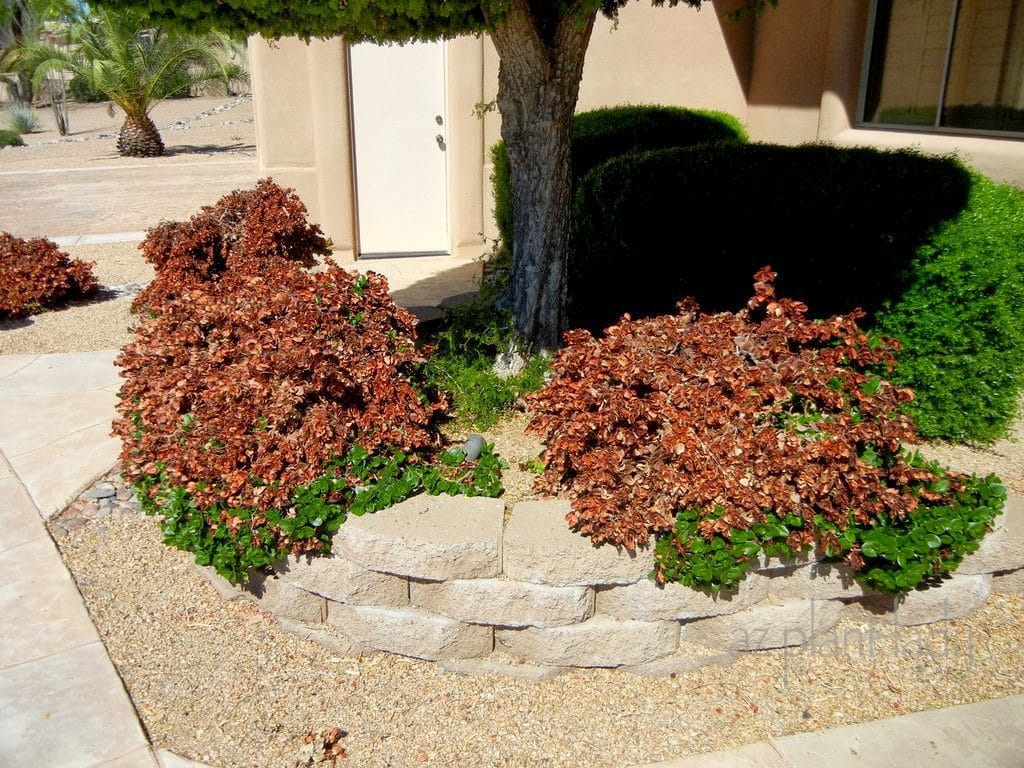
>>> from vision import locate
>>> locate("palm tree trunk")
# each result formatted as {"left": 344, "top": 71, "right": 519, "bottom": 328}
{"left": 117, "top": 114, "right": 164, "bottom": 157}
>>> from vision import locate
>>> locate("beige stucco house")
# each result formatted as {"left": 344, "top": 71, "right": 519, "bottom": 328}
{"left": 248, "top": 0, "right": 1024, "bottom": 261}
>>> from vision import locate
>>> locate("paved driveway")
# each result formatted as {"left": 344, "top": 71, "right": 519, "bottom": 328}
{"left": 0, "top": 160, "right": 258, "bottom": 239}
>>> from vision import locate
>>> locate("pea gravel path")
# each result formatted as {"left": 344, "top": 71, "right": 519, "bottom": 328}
{"left": 50, "top": 473, "right": 1024, "bottom": 768}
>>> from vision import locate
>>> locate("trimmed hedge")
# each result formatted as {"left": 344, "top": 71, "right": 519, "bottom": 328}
{"left": 491, "top": 104, "right": 746, "bottom": 252}
{"left": 573, "top": 142, "right": 1024, "bottom": 441}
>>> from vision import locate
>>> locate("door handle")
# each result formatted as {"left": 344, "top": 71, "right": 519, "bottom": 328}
{"left": 435, "top": 134, "right": 446, "bottom": 151}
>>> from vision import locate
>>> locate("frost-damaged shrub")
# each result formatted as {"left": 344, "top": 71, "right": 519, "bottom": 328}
{"left": 0, "top": 232, "right": 98, "bottom": 319}
{"left": 134, "top": 177, "right": 329, "bottom": 313}
{"left": 527, "top": 268, "right": 1004, "bottom": 593}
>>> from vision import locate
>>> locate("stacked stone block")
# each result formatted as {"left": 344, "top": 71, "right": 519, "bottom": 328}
{"left": 186, "top": 492, "right": 1024, "bottom": 676}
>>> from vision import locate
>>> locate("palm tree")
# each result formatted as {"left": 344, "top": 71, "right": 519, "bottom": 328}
{"left": 25, "top": 7, "right": 245, "bottom": 156}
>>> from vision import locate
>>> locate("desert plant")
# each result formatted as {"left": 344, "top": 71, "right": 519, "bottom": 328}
{"left": 25, "top": 7, "right": 247, "bottom": 156}
{"left": 4, "top": 104, "right": 40, "bottom": 133}
{"left": 527, "top": 268, "right": 1000, "bottom": 579}
{"left": 0, "top": 231, "right": 97, "bottom": 318}
{"left": 133, "top": 178, "right": 328, "bottom": 313}
{"left": 116, "top": 181, "right": 504, "bottom": 583}
{"left": 0, "top": 128, "right": 25, "bottom": 147}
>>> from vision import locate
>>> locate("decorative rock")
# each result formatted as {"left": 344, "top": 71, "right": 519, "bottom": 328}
{"left": 276, "top": 618, "right": 368, "bottom": 657}
{"left": 438, "top": 656, "right": 568, "bottom": 681}
{"left": 332, "top": 495, "right": 503, "bottom": 580}
{"left": 503, "top": 500, "right": 655, "bottom": 586}
{"left": 621, "top": 650, "right": 738, "bottom": 677}
{"left": 845, "top": 574, "right": 992, "bottom": 626}
{"left": 495, "top": 614, "right": 679, "bottom": 667}
{"left": 680, "top": 597, "right": 844, "bottom": 650}
{"left": 992, "top": 568, "right": 1024, "bottom": 595}
{"left": 326, "top": 603, "right": 493, "bottom": 661}
{"left": 411, "top": 578, "right": 593, "bottom": 628}
{"left": 275, "top": 555, "right": 409, "bottom": 607}
{"left": 246, "top": 575, "right": 327, "bottom": 623}
{"left": 596, "top": 574, "right": 767, "bottom": 621}
{"left": 958, "top": 495, "right": 1024, "bottom": 574}
{"left": 759, "top": 562, "right": 867, "bottom": 601}
{"left": 187, "top": 560, "right": 246, "bottom": 602}
{"left": 83, "top": 486, "right": 116, "bottom": 500}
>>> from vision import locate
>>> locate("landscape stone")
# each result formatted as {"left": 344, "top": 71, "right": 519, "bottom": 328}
{"left": 759, "top": 561, "right": 868, "bottom": 601}
{"left": 621, "top": 650, "right": 738, "bottom": 677}
{"left": 495, "top": 614, "right": 679, "bottom": 667}
{"left": 276, "top": 554, "right": 409, "bottom": 607}
{"left": 187, "top": 560, "right": 246, "bottom": 601}
{"left": 276, "top": 618, "right": 368, "bottom": 657}
{"left": 410, "top": 578, "right": 593, "bottom": 627}
{"left": 332, "top": 495, "right": 503, "bottom": 580}
{"left": 326, "top": 602, "right": 494, "bottom": 660}
{"left": 845, "top": 574, "right": 992, "bottom": 626}
{"left": 503, "top": 500, "right": 655, "bottom": 586}
{"left": 958, "top": 494, "right": 1024, "bottom": 574}
{"left": 83, "top": 485, "right": 116, "bottom": 500}
{"left": 245, "top": 574, "right": 327, "bottom": 623}
{"left": 992, "top": 568, "right": 1024, "bottom": 595}
{"left": 438, "top": 656, "right": 568, "bottom": 681}
{"left": 679, "top": 597, "right": 844, "bottom": 650}
{"left": 596, "top": 573, "right": 767, "bottom": 621}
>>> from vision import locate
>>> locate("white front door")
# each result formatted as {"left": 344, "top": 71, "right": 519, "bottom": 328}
{"left": 350, "top": 41, "right": 449, "bottom": 257}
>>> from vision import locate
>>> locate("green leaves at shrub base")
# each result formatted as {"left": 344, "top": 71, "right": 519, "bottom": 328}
{"left": 137, "top": 443, "right": 505, "bottom": 584}
{"left": 0, "top": 129, "right": 25, "bottom": 148}
{"left": 654, "top": 457, "right": 1006, "bottom": 596}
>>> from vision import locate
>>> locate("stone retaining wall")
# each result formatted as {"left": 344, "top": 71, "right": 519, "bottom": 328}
{"left": 195, "top": 493, "right": 1024, "bottom": 678}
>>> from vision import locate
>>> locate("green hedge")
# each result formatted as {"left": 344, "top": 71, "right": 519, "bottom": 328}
{"left": 573, "top": 142, "right": 1024, "bottom": 442}
{"left": 874, "top": 174, "right": 1024, "bottom": 442}
{"left": 490, "top": 104, "right": 746, "bottom": 251}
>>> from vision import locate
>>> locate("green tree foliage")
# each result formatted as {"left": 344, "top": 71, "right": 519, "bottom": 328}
{"left": 94, "top": 0, "right": 775, "bottom": 348}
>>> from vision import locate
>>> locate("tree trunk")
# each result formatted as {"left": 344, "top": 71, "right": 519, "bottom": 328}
{"left": 117, "top": 114, "right": 165, "bottom": 157}
{"left": 490, "top": 1, "right": 595, "bottom": 352}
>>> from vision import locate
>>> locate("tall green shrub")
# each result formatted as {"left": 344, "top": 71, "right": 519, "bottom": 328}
{"left": 874, "top": 174, "right": 1024, "bottom": 442}
{"left": 490, "top": 104, "right": 746, "bottom": 252}
{"left": 572, "top": 143, "right": 1024, "bottom": 442}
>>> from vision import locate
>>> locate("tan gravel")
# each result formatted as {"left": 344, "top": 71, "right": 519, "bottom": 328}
{"left": 0, "top": 96, "right": 255, "bottom": 170}
{"left": 0, "top": 241, "right": 150, "bottom": 355}
{"left": 51, "top": 480, "right": 1024, "bottom": 768}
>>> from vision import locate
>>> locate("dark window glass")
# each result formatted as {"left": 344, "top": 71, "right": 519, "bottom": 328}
{"left": 864, "top": 0, "right": 1024, "bottom": 135}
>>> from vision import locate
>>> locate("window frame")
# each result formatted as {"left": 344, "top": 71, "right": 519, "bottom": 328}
{"left": 856, "top": 0, "right": 1024, "bottom": 139}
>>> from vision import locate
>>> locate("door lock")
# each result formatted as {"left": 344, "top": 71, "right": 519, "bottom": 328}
{"left": 435, "top": 115, "right": 444, "bottom": 125}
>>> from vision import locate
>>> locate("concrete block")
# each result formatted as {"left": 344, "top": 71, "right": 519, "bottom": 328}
{"left": 276, "top": 617, "right": 368, "bottom": 657}
{"left": 438, "top": 656, "right": 568, "bottom": 681}
{"left": 503, "top": 500, "right": 655, "bottom": 586}
{"left": 410, "top": 578, "right": 592, "bottom": 628}
{"left": 621, "top": 649, "right": 738, "bottom": 677}
{"left": 244, "top": 573, "right": 326, "bottom": 623}
{"left": 760, "top": 561, "right": 868, "bottom": 601}
{"left": 845, "top": 574, "right": 992, "bottom": 626}
{"left": 596, "top": 573, "right": 767, "bottom": 621}
{"left": 680, "top": 597, "right": 844, "bottom": 650}
{"left": 326, "top": 602, "right": 493, "bottom": 660}
{"left": 332, "top": 495, "right": 503, "bottom": 580}
{"left": 495, "top": 614, "right": 679, "bottom": 667}
{"left": 275, "top": 554, "right": 408, "bottom": 606}
{"left": 959, "top": 494, "right": 1024, "bottom": 574}
{"left": 993, "top": 568, "right": 1024, "bottom": 595}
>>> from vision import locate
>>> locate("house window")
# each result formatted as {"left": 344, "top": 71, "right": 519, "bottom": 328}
{"left": 862, "top": 0, "right": 1024, "bottom": 136}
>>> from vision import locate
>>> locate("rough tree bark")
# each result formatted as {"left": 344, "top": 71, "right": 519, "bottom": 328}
{"left": 489, "top": 1, "right": 596, "bottom": 352}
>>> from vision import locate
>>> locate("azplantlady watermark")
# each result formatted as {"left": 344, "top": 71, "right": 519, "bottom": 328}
{"left": 719, "top": 598, "right": 977, "bottom": 687}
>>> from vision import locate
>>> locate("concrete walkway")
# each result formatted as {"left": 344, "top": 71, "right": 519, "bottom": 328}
{"left": 1, "top": 350, "right": 1022, "bottom": 768}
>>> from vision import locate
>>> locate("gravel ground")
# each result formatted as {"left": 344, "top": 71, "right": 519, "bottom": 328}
{"left": 50, "top": 471, "right": 1024, "bottom": 768}
{"left": 0, "top": 96, "right": 255, "bottom": 170}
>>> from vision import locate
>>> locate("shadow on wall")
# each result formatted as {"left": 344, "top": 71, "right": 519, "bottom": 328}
{"left": 571, "top": 143, "right": 973, "bottom": 331}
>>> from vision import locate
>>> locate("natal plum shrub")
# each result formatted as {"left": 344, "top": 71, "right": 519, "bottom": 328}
{"left": 134, "top": 177, "right": 329, "bottom": 312}
{"left": 0, "top": 232, "right": 98, "bottom": 319}
{"left": 528, "top": 268, "right": 1003, "bottom": 592}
